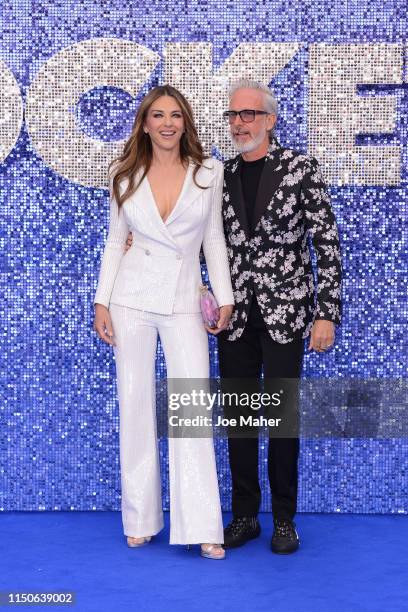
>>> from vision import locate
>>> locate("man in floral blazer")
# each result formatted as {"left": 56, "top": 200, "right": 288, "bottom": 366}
{"left": 217, "top": 79, "right": 342, "bottom": 554}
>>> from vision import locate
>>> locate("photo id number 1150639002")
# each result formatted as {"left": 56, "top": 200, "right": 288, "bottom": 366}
{"left": 0, "top": 591, "right": 76, "bottom": 606}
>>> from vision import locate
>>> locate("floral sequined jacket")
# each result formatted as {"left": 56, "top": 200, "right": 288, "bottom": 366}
{"left": 222, "top": 136, "right": 342, "bottom": 344}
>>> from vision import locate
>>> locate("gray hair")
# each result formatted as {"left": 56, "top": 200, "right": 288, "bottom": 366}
{"left": 228, "top": 78, "right": 278, "bottom": 140}
{"left": 228, "top": 79, "right": 278, "bottom": 117}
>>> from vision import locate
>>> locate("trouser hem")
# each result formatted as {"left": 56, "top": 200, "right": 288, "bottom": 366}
{"left": 123, "top": 516, "right": 164, "bottom": 538}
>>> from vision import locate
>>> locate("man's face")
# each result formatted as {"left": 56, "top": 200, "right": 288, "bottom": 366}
{"left": 228, "top": 88, "right": 276, "bottom": 153}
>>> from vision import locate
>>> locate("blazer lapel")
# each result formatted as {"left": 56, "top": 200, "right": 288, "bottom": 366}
{"left": 135, "top": 174, "right": 179, "bottom": 247}
{"left": 252, "top": 137, "right": 287, "bottom": 232}
{"left": 165, "top": 159, "right": 215, "bottom": 226}
{"left": 224, "top": 154, "right": 250, "bottom": 238}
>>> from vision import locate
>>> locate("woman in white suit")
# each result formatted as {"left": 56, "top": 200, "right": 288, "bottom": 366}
{"left": 93, "top": 85, "right": 234, "bottom": 560}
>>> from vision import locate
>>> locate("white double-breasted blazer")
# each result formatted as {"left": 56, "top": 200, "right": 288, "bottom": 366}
{"left": 94, "top": 157, "right": 234, "bottom": 314}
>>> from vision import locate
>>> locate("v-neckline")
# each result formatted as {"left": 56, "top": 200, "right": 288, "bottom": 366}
{"left": 145, "top": 162, "right": 191, "bottom": 225}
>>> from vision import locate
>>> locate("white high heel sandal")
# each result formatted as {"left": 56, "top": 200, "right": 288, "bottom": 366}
{"left": 127, "top": 536, "right": 152, "bottom": 548}
{"left": 186, "top": 543, "right": 226, "bottom": 560}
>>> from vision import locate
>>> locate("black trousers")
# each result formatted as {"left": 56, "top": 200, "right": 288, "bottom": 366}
{"left": 217, "top": 293, "right": 304, "bottom": 521}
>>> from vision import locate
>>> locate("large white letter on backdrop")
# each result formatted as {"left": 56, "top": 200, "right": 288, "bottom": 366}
{"left": 25, "top": 38, "right": 160, "bottom": 188}
{"left": 0, "top": 60, "right": 23, "bottom": 163}
{"left": 164, "top": 42, "right": 300, "bottom": 160}
{"left": 308, "top": 43, "right": 403, "bottom": 185}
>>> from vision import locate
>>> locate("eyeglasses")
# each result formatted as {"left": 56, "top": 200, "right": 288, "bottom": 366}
{"left": 222, "top": 109, "right": 269, "bottom": 124}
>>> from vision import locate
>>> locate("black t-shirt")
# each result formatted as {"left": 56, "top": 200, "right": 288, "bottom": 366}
{"left": 240, "top": 155, "right": 267, "bottom": 328}
{"left": 240, "top": 155, "right": 267, "bottom": 234}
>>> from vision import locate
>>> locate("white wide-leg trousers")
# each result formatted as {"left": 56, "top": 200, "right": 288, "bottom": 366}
{"left": 109, "top": 303, "right": 223, "bottom": 544}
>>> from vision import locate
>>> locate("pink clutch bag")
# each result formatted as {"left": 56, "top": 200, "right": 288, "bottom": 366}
{"left": 200, "top": 285, "right": 220, "bottom": 328}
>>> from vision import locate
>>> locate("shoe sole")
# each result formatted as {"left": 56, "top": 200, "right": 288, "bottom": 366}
{"left": 222, "top": 527, "right": 261, "bottom": 549}
{"left": 201, "top": 552, "right": 226, "bottom": 560}
{"left": 271, "top": 542, "right": 299, "bottom": 554}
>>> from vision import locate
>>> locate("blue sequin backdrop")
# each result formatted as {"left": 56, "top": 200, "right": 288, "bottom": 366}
{"left": 0, "top": 1, "right": 407, "bottom": 512}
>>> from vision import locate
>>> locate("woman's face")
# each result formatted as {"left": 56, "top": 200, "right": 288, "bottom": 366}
{"left": 143, "top": 95, "right": 185, "bottom": 153}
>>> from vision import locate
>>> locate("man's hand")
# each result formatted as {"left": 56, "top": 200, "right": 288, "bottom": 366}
{"left": 125, "top": 230, "right": 133, "bottom": 252}
{"left": 308, "top": 319, "right": 335, "bottom": 352}
{"left": 205, "top": 305, "right": 234, "bottom": 335}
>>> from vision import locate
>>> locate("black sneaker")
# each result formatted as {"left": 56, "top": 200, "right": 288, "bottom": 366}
{"left": 223, "top": 516, "right": 261, "bottom": 549}
{"left": 271, "top": 519, "right": 299, "bottom": 554}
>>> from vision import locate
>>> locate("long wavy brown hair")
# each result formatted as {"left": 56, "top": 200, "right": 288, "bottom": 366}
{"left": 109, "top": 85, "right": 210, "bottom": 209}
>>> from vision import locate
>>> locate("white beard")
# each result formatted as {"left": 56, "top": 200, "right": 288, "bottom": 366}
{"left": 229, "top": 128, "right": 267, "bottom": 153}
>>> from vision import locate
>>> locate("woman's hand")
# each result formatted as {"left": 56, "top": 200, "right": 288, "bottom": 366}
{"left": 205, "top": 304, "right": 234, "bottom": 335}
{"left": 93, "top": 303, "right": 116, "bottom": 346}
{"left": 125, "top": 231, "right": 133, "bottom": 252}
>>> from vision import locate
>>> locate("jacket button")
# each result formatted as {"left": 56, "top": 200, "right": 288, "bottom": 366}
{"left": 145, "top": 249, "right": 151, "bottom": 255}
{"left": 176, "top": 254, "right": 182, "bottom": 260}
